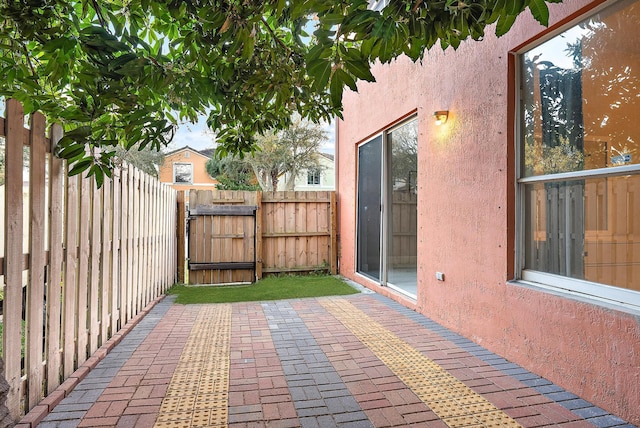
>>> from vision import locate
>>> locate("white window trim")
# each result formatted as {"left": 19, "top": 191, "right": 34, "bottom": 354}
{"left": 307, "top": 169, "right": 322, "bottom": 186}
{"left": 173, "top": 162, "right": 194, "bottom": 184}
{"left": 513, "top": 0, "right": 640, "bottom": 312}
{"left": 518, "top": 163, "right": 640, "bottom": 184}
{"left": 520, "top": 271, "right": 640, "bottom": 309}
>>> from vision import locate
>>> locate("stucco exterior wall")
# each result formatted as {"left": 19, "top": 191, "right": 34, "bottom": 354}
{"left": 336, "top": 0, "right": 640, "bottom": 423}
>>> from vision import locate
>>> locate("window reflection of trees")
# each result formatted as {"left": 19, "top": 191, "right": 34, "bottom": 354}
{"left": 174, "top": 164, "right": 192, "bottom": 183}
{"left": 389, "top": 120, "right": 418, "bottom": 193}
{"left": 523, "top": 0, "right": 640, "bottom": 176}
{"left": 521, "top": 0, "right": 640, "bottom": 294}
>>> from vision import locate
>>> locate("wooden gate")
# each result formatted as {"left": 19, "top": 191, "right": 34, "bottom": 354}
{"left": 187, "top": 191, "right": 258, "bottom": 284}
{"left": 178, "top": 189, "right": 339, "bottom": 284}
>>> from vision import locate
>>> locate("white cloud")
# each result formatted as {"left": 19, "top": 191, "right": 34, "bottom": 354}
{"left": 167, "top": 116, "right": 214, "bottom": 152}
{"left": 320, "top": 120, "right": 335, "bottom": 154}
{"left": 166, "top": 115, "right": 337, "bottom": 154}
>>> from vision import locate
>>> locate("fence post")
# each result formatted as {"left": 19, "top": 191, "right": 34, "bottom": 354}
{"left": 47, "top": 123, "right": 64, "bottom": 394}
{"left": 26, "top": 111, "right": 47, "bottom": 411}
{"left": 330, "top": 192, "right": 338, "bottom": 275}
{"left": 255, "top": 191, "right": 263, "bottom": 280}
{"left": 3, "top": 98, "right": 25, "bottom": 420}
{"left": 62, "top": 174, "right": 79, "bottom": 378}
{"left": 176, "top": 191, "right": 186, "bottom": 284}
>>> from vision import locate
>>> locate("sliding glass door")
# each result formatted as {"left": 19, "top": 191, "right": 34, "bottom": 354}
{"left": 357, "top": 119, "right": 418, "bottom": 297}
{"left": 356, "top": 136, "right": 382, "bottom": 280}
{"left": 386, "top": 121, "right": 418, "bottom": 295}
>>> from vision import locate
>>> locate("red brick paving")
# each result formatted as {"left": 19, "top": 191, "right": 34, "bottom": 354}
{"left": 77, "top": 304, "right": 197, "bottom": 428}
{"left": 23, "top": 295, "right": 636, "bottom": 428}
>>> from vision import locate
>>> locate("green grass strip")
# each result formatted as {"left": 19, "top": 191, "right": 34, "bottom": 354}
{"left": 166, "top": 275, "right": 359, "bottom": 304}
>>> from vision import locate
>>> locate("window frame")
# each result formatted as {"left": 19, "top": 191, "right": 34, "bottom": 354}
{"left": 307, "top": 169, "right": 321, "bottom": 186}
{"left": 173, "top": 162, "right": 194, "bottom": 184}
{"left": 514, "top": 0, "right": 640, "bottom": 310}
{"left": 355, "top": 115, "right": 418, "bottom": 298}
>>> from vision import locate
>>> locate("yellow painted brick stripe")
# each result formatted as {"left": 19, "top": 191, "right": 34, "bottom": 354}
{"left": 321, "top": 299, "right": 522, "bottom": 428}
{"left": 155, "top": 305, "right": 231, "bottom": 428}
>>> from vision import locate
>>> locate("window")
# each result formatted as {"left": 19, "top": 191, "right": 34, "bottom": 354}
{"left": 173, "top": 162, "right": 193, "bottom": 183}
{"left": 518, "top": 0, "right": 640, "bottom": 307}
{"left": 307, "top": 169, "right": 321, "bottom": 185}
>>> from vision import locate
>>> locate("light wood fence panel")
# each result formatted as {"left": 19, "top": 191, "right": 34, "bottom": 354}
{"left": 62, "top": 174, "right": 79, "bottom": 379}
{"left": 0, "top": 99, "right": 177, "bottom": 422}
{"left": 390, "top": 192, "right": 418, "bottom": 267}
{"left": 3, "top": 99, "right": 25, "bottom": 418}
{"left": 47, "top": 124, "right": 64, "bottom": 394}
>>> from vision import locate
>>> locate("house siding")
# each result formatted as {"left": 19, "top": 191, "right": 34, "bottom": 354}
{"left": 278, "top": 153, "right": 335, "bottom": 191}
{"left": 158, "top": 147, "right": 218, "bottom": 201}
{"left": 336, "top": 0, "right": 640, "bottom": 424}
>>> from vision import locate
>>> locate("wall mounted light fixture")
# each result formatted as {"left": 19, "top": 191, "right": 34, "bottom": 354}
{"left": 433, "top": 110, "right": 449, "bottom": 125}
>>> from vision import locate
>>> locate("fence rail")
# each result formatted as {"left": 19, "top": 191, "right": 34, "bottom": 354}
{"left": 0, "top": 99, "right": 177, "bottom": 421}
{"left": 179, "top": 190, "right": 337, "bottom": 283}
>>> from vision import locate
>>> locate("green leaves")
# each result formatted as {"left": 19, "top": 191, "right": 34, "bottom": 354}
{"left": 528, "top": 0, "right": 551, "bottom": 26}
{"left": 307, "top": 58, "right": 333, "bottom": 92}
{"left": 0, "top": 0, "right": 559, "bottom": 185}
{"left": 496, "top": 14, "right": 518, "bottom": 36}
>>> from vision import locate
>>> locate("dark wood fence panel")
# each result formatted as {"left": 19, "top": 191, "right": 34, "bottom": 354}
{"left": 187, "top": 190, "right": 258, "bottom": 284}
{"left": 186, "top": 190, "right": 337, "bottom": 284}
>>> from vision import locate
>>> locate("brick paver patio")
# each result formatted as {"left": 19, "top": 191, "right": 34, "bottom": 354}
{"left": 18, "top": 292, "right": 636, "bottom": 428}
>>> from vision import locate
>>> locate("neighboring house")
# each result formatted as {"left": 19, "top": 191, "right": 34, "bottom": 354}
{"left": 336, "top": 0, "right": 640, "bottom": 424}
{"left": 278, "top": 152, "right": 335, "bottom": 191}
{"left": 158, "top": 146, "right": 218, "bottom": 203}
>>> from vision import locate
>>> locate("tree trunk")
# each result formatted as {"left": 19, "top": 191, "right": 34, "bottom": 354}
{"left": 285, "top": 169, "right": 297, "bottom": 191}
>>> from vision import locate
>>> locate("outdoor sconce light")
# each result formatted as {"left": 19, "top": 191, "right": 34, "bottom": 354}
{"left": 433, "top": 110, "right": 449, "bottom": 125}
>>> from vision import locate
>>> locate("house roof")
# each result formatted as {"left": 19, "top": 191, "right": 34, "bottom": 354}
{"left": 198, "top": 148, "right": 216, "bottom": 158}
{"left": 164, "top": 145, "right": 213, "bottom": 160}
{"left": 319, "top": 152, "right": 334, "bottom": 161}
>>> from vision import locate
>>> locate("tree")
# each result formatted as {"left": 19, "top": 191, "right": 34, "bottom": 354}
{"left": 248, "top": 118, "right": 326, "bottom": 191}
{"left": 205, "top": 155, "right": 260, "bottom": 190}
{"left": 0, "top": 0, "right": 558, "bottom": 183}
{"left": 112, "top": 143, "right": 164, "bottom": 177}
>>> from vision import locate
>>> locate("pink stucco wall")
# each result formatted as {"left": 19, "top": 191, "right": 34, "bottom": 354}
{"left": 336, "top": 0, "right": 640, "bottom": 423}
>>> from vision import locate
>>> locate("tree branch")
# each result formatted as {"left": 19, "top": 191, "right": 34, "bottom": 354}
{"left": 260, "top": 17, "right": 291, "bottom": 55}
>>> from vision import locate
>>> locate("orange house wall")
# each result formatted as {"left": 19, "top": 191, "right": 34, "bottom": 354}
{"left": 158, "top": 150, "right": 219, "bottom": 199}
{"left": 336, "top": 0, "right": 640, "bottom": 423}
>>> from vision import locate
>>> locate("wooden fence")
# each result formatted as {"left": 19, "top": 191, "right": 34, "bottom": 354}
{"left": 178, "top": 189, "right": 337, "bottom": 283}
{"left": 0, "top": 99, "right": 177, "bottom": 421}
{"left": 389, "top": 191, "right": 418, "bottom": 267}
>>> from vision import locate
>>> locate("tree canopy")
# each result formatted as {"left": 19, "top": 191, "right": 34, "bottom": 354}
{"left": 112, "top": 142, "right": 164, "bottom": 177}
{"left": 205, "top": 154, "right": 260, "bottom": 190}
{"left": 0, "top": 0, "right": 559, "bottom": 184}
{"left": 248, "top": 117, "right": 326, "bottom": 191}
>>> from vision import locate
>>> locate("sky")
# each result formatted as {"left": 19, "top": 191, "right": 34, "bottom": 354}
{"left": 168, "top": 116, "right": 337, "bottom": 155}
